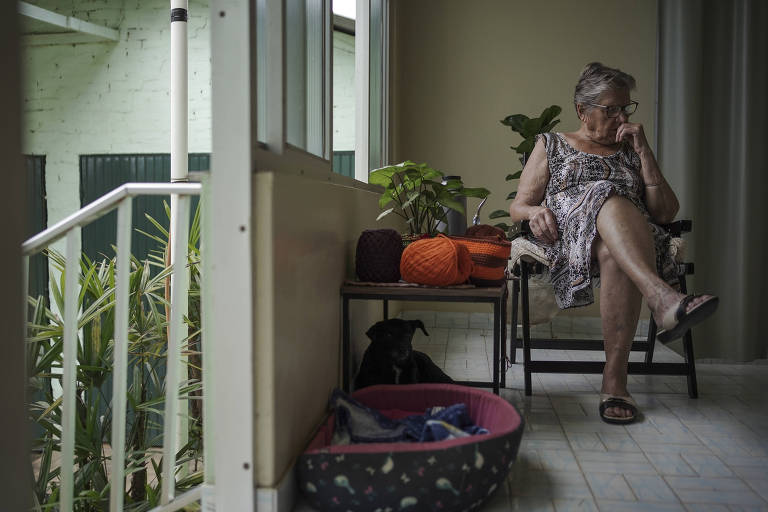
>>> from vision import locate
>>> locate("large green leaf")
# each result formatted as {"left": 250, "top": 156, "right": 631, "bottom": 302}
{"left": 541, "top": 119, "right": 561, "bottom": 134}
{"left": 522, "top": 117, "right": 545, "bottom": 138}
{"left": 401, "top": 190, "right": 421, "bottom": 210}
{"left": 540, "top": 104, "right": 562, "bottom": 124}
{"left": 506, "top": 171, "right": 522, "bottom": 180}
{"left": 437, "top": 190, "right": 465, "bottom": 214}
{"left": 489, "top": 209, "right": 511, "bottom": 219}
{"left": 376, "top": 207, "right": 395, "bottom": 221}
{"left": 460, "top": 186, "right": 490, "bottom": 198}
{"left": 500, "top": 113, "right": 529, "bottom": 133}
{"left": 506, "top": 191, "right": 518, "bottom": 200}
{"left": 378, "top": 189, "right": 396, "bottom": 209}
{"left": 515, "top": 137, "right": 536, "bottom": 155}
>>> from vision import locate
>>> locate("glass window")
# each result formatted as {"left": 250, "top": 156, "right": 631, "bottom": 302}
{"left": 332, "top": 2, "right": 355, "bottom": 176}
{"left": 286, "top": 0, "right": 327, "bottom": 158}
{"left": 256, "top": 0, "right": 267, "bottom": 144}
{"left": 368, "top": 0, "right": 385, "bottom": 171}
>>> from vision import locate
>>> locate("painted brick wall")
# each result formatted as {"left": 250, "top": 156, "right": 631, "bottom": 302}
{"left": 22, "top": 0, "right": 211, "bottom": 227}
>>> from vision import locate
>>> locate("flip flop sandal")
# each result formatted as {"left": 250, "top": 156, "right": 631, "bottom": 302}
{"left": 657, "top": 294, "right": 719, "bottom": 344}
{"left": 599, "top": 394, "right": 639, "bottom": 425}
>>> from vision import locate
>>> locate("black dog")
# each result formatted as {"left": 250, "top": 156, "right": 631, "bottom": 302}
{"left": 354, "top": 319, "right": 453, "bottom": 390}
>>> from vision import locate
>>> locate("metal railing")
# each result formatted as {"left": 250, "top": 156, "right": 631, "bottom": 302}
{"left": 23, "top": 182, "right": 209, "bottom": 512}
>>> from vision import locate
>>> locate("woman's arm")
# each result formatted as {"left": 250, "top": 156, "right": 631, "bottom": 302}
{"left": 509, "top": 137, "right": 559, "bottom": 244}
{"left": 616, "top": 123, "right": 679, "bottom": 223}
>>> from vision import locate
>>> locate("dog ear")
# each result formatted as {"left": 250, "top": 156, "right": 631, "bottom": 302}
{"left": 409, "top": 319, "right": 429, "bottom": 337}
{"left": 365, "top": 322, "right": 384, "bottom": 341}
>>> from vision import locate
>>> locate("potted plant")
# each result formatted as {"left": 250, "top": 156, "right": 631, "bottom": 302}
{"left": 370, "top": 161, "right": 490, "bottom": 237}
{"left": 489, "top": 105, "right": 561, "bottom": 235}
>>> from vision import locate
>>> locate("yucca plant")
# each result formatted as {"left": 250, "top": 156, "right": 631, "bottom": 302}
{"left": 27, "top": 205, "right": 203, "bottom": 511}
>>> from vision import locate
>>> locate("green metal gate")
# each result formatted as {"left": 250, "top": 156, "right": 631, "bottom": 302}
{"left": 333, "top": 150, "right": 355, "bottom": 177}
{"left": 26, "top": 155, "right": 48, "bottom": 304}
{"left": 79, "top": 153, "right": 209, "bottom": 447}
{"left": 79, "top": 154, "right": 209, "bottom": 265}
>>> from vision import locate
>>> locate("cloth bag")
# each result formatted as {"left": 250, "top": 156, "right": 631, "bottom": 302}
{"left": 451, "top": 233, "right": 512, "bottom": 286}
{"left": 355, "top": 228, "right": 403, "bottom": 282}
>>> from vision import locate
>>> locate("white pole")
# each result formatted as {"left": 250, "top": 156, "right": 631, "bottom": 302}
{"left": 169, "top": 0, "right": 189, "bottom": 487}
{"left": 60, "top": 228, "right": 81, "bottom": 512}
{"left": 109, "top": 199, "right": 132, "bottom": 512}
{"left": 161, "top": 195, "right": 191, "bottom": 505}
{"left": 171, "top": 0, "right": 188, "bottom": 186}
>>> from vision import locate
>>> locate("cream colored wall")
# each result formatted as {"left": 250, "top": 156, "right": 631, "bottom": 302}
{"left": 390, "top": 0, "right": 657, "bottom": 318}
{"left": 253, "top": 171, "right": 402, "bottom": 487}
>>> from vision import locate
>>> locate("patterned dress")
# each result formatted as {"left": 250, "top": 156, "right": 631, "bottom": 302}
{"left": 537, "top": 132, "right": 678, "bottom": 309}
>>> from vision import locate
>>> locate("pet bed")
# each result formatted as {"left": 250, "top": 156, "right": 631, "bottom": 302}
{"left": 296, "top": 384, "right": 524, "bottom": 512}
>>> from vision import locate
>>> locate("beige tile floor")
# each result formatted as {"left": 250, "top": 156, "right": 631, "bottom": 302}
{"left": 295, "top": 311, "right": 768, "bottom": 512}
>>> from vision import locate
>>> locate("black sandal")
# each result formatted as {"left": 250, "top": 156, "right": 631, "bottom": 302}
{"left": 657, "top": 294, "right": 719, "bottom": 344}
{"left": 599, "top": 394, "right": 639, "bottom": 425}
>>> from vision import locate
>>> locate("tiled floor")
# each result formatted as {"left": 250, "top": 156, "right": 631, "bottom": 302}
{"left": 294, "top": 311, "right": 768, "bottom": 512}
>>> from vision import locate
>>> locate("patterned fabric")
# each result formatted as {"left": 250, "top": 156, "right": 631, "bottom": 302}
{"left": 538, "top": 132, "right": 679, "bottom": 309}
{"left": 296, "top": 384, "right": 525, "bottom": 512}
{"left": 297, "top": 435, "right": 521, "bottom": 512}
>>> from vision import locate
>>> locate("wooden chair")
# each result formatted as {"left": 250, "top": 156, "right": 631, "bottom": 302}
{"left": 506, "top": 220, "right": 698, "bottom": 398}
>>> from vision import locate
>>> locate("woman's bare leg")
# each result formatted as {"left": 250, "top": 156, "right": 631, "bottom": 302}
{"left": 595, "top": 195, "right": 708, "bottom": 327}
{"left": 594, "top": 238, "right": 642, "bottom": 418}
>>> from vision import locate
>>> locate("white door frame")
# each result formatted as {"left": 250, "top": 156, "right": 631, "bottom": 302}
{"left": 209, "top": 0, "right": 256, "bottom": 508}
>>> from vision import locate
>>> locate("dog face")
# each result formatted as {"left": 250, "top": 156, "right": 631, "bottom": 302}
{"left": 365, "top": 319, "right": 429, "bottom": 366}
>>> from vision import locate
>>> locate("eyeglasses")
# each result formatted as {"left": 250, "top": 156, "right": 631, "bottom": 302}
{"left": 588, "top": 101, "right": 638, "bottom": 118}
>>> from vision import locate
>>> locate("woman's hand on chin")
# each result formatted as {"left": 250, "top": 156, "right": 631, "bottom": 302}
{"left": 530, "top": 206, "right": 559, "bottom": 245}
{"left": 616, "top": 122, "right": 651, "bottom": 155}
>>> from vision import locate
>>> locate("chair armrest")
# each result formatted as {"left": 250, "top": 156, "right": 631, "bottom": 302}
{"left": 660, "top": 219, "right": 692, "bottom": 236}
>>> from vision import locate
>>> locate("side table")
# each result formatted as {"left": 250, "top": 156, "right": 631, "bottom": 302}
{"left": 341, "top": 283, "right": 508, "bottom": 394}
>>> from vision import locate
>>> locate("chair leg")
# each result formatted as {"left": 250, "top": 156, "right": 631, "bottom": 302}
{"left": 678, "top": 273, "right": 699, "bottom": 398}
{"left": 645, "top": 313, "right": 657, "bottom": 365}
{"left": 682, "top": 329, "right": 698, "bottom": 398}
{"left": 510, "top": 278, "right": 519, "bottom": 365}
{"left": 501, "top": 285, "right": 508, "bottom": 388}
{"left": 521, "top": 263, "right": 533, "bottom": 396}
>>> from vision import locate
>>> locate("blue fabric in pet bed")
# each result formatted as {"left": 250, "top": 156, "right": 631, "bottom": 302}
{"left": 330, "top": 388, "right": 488, "bottom": 445}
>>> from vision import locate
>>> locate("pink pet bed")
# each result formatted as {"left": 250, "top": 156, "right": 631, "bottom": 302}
{"left": 296, "top": 384, "right": 524, "bottom": 512}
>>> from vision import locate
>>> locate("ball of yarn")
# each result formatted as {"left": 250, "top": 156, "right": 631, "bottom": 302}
{"left": 355, "top": 229, "right": 403, "bottom": 282}
{"left": 400, "top": 235, "right": 474, "bottom": 286}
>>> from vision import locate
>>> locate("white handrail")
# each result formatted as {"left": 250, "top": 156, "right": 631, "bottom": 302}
{"left": 22, "top": 182, "right": 202, "bottom": 255}
{"left": 24, "top": 182, "right": 205, "bottom": 511}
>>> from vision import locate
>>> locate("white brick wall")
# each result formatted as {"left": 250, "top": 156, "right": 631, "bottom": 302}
{"left": 22, "top": 0, "right": 211, "bottom": 227}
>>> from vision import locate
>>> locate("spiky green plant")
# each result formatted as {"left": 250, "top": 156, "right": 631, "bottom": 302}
{"left": 27, "top": 205, "right": 203, "bottom": 512}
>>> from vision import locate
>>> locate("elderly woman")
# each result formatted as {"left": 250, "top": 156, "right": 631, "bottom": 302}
{"left": 509, "top": 62, "right": 718, "bottom": 424}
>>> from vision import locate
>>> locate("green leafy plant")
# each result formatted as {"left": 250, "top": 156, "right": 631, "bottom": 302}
{"left": 27, "top": 205, "right": 203, "bottom": 512}
{"left": 370, "top": 161, "right": 490, "bottom": 236}
{"left": 489, "top": 105, "right": 562, "bottom": 234}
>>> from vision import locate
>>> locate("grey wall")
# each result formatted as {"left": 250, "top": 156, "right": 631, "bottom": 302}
{"left": 0, "top": 3, "right": 32, "bottom": 508}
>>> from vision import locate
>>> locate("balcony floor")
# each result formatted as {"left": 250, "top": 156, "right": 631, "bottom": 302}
{"left": 295, "top": 311, "right": 768, "bottom": 512}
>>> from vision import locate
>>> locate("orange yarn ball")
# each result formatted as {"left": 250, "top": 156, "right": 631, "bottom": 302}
{"left": 400, "top": 235, "right": 474, "bottom": 286}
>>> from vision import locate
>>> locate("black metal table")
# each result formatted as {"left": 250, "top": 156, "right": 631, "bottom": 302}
{"left": 341, "top": 283, "right": 508, "bottom": 394}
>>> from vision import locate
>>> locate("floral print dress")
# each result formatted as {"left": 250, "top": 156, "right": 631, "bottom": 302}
{"left": 537, "top": 132, "right": 679, "bottom": 309}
